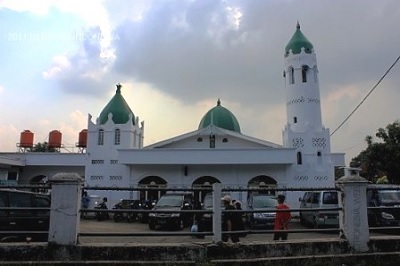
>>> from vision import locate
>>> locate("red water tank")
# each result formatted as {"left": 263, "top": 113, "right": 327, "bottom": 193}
{"left": 48, "top": 130, "right": 62, "bottom": 148}
{"left": 19, "top": 130, "right": 34, "bottom": 148}
{"left": 78, "top": 129, "right": 87, "bottom": 147}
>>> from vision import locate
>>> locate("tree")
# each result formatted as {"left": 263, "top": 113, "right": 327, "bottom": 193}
{"left": 351, "top": 120, "right": 400, "bottom": 184}
{"left": 29, "top": 142, "right": 59, "bottom": 153}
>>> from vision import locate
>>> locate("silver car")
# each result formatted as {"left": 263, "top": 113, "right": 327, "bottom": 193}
{"left": 299, "top": 191, "right": 339, "bottom": 228}
{"left": 247, "top": 194, "right": 277, "bottom": 229}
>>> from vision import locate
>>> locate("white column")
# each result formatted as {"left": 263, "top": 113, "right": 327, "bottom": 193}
{"left": 48, "top": 172, "right": 83, "bottom": 245}
{"left": 336, "top": 168, "right": 369, "bottom": 252}
{"left": 212, "top": 183, "right": 222, "bottom": 243}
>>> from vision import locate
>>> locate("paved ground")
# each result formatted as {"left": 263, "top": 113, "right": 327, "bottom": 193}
{"left": 78, "top": 218, "right": 342, "bottom": 244}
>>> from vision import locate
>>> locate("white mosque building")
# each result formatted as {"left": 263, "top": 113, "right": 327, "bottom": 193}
{"left": 0, "top": 24, "right": 345, "bottom": 209}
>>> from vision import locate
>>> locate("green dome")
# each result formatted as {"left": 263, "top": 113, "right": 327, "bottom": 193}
{"left": 99, "top": 84, "right": 135, "bottom": 125}
{"left": 198, "top": 99, "right": 241, "bottom": 133}
{"left": 285, "top": 22, "right": 313, "bottom": 57}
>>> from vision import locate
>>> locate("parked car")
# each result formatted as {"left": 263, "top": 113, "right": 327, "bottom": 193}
{"left": 367, "top": 185, "right": 400, "bottom": 227}
{"left": 247, "top": 194, "right": 277, "bottom": 229}
{"left": 198, "top": 192, "right": 230, "bottom": 232}
{"left": 148, "top": 193, "right": 194, "bottom": 230}
{"left": 299, "top": 191, "right": 339, "bottom": 228}
{"left": 0, "top": 189, "right": 50, "bottom": 242}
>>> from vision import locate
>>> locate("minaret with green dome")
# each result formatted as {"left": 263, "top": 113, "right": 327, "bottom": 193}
{"left": 283, "top": 22, "right": 323, "bottom": 132}
{"left": 85, "top": 83, "right": 144, "bottom": 204}
{"left": 282, "top": 22, "right": 334, "bottom": 189}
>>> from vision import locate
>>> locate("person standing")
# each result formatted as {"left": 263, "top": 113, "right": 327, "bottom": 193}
{"left": 221, "top": 195, "right": 240, "bottom": 243}
{"left": 81, "top": 191, "right": 90, "bottom": 218}
{"left": 234, "top": 201, "right": 246, "bottom": 238}
{"left": 273, "top": 194, "right": 291, "bottom": 241}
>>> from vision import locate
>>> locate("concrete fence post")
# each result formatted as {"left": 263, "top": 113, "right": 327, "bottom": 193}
{"left": 212, "top": 183, "right": 222, "bottom": 243}
{"left": 48, "top": 172, "right": 83, "bottom": 245}
{"left": 336, "top": 167, "right": 369, "bottom": 252}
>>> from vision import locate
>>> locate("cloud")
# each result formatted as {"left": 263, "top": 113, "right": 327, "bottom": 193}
{"left": 111, "top": 0, "right": 282, "bottom": 105}
{"left": 42, "top": 55, "right": 71, "bottom": 79}
{"left": 43, "top": 26, "right": 117, "bottom": 98}
{"left": 0, "top": 0, "right": 53, "bottom": 15}
{"left": 3, "top": 0, "right": 400, "bottom": 166}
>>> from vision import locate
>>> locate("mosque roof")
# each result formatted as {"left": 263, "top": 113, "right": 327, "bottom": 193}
{"left": 198, "top": 99, "right": 241, "bottom": 133}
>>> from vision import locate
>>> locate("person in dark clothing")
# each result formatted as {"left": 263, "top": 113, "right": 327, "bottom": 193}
{"left": 234, "top": 201, "right": 246, "bottom": 238}
{"left": 221, "top": 195, "right": 240, "bottom": 243}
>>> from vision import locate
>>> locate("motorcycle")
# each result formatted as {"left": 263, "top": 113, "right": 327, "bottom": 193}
{"left": 95, "top": 199, "right": 109, "bottom": 221}
{"left": 137, "top": 200, "right": 156, "bottom": 223}
{"left": 113, "top": 200, "right": 142, "bottom": 223}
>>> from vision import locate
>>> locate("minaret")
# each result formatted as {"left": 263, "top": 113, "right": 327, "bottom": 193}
{"left": 282, "top": 23, "right": 333, "bottom": 189}
{"left": 284, "top": 22, "right": 322, "bottom": 132}
{"left": 85, "top": 84, "right": 144, "bottom": 205}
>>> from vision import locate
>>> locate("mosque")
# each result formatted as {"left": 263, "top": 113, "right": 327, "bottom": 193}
{"left": 0, "top": 24, "right": 345, "bottom": 208}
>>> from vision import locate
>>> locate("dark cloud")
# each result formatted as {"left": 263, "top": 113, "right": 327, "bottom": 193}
{"left": 111, "top": 0, "right": 283, "bottom": 105}
{"left": 53, "top": 0, "right": 400, "bottom": 133}
{"left": 108, "top": 0, "right": 400, "bottom": 109}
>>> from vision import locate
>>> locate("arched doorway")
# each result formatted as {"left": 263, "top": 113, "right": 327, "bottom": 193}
{"left": 192, "top": 176, "right": 220, "bottom": 203}
{"left": 138, "top": 176, "right": 167, "bottom": 202}
{"left": 247, "top": 175, "right": 277, "bottom": 202}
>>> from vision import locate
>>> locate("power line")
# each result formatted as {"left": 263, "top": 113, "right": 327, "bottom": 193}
{"left": 330, "top": 54, "right": 400, "bottom": 137}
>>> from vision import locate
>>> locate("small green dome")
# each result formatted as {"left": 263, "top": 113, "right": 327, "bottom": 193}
{"left": 198, "top": 99, "right": 241, "bottom": 133}
{"left": 285, "top": 22, "right": 313, "bottom": 57}
{"left": 99, "top": 84, "right": 135, "bottom": 125}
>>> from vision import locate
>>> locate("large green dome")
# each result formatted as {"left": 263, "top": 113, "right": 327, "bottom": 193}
{"left": 99, "top": 84, "right": 135, "bottom": 125}
{"left": 285, "top": 22, "right": 313, "bottom": 57}
{"left": 198, "top": 99, "right": 241, "bottom": 133}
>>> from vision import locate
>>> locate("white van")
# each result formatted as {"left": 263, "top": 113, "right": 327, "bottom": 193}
{"left": 299, "top": 191, "right": 339, "bottom": 228}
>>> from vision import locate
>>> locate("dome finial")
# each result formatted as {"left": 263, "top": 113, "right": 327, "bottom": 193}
{"left": 116, "top": 83, "right": 122, "bottom": 93}
{"left": 217, "top": 98, "right": 221, "bottom": 106}
{"left": 296, "top": 21, "right": 300, "bottom": 29}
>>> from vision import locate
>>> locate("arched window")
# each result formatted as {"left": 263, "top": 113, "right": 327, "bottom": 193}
{"left": 302, "top": 65, "right": 309, "bottom": 83}
{"left": 289, "top": 67, "right": 295, "bottom": 84}
{"left": 114, "top": 129, "right": 121, "bottom": 145}
{"left": 297, "top": 151, "right": 302, "bottom": 165}
{"left": 209, "top": 134, "right": 215, "bottom": 148}
{"left": 98, "top": 129, "right": 104, "bottom": 145}
{"left": 317, "top": 151, "right": 322, "bottom": 165}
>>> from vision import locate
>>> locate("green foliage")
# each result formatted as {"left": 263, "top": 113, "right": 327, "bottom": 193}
{"left": 351, "top": 120, "right": 400, "bottom": 184}
{"left": 29, "top": 142, "right": 59, "bottom": 152}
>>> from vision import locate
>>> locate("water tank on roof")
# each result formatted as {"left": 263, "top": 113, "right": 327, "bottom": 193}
{"left": 78, "top": 129, "right": 87, "bottom": 148}
{"left": 49, "top": 130, "right": 62, "bottom": 148}
{"left": 19, "top": 130, "right": 34, "bottom": 148}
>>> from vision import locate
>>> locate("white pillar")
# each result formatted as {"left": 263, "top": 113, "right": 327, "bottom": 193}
{"left": 48, "top": 172, "right": 83, "bottom": 245}
{"left": 336, "top": 168, "right": 369, "bottom": 252}
{"left": 212, "top": 183, "right": 222, "bottom": 243}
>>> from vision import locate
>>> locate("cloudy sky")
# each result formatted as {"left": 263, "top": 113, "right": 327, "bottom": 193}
{"left": 1, "top": 0, "right": 399, "bottom": 165}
